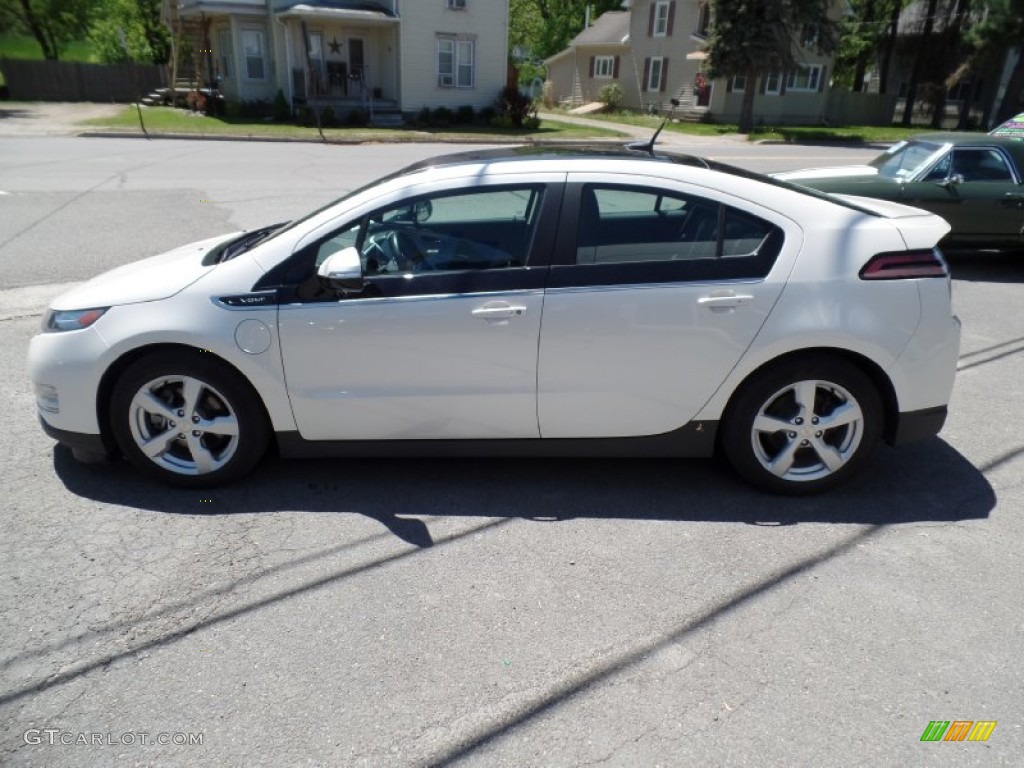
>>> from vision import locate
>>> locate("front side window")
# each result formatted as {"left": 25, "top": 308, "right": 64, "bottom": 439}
{"left": 951, "top": 148, "right": 1015, "bottom": 182}
{"left": 594, "top": 55, "right": 615, "bottom": 79}
{"left": 695, "top": 2, "right": 711, "bottom": 37}
{"left": 576, "top": 185, "right": 778, "bottom": 265}
{"left": 334, "top": 185, "right": 545, "bottom": 276}
{"left": 764, "top": 71, "right": 781, "bottom": 95}
{"left": 438, "top": 36, "right": 474, "bottom": 88}
{"left": 785, "top": 64, "right": 822, "bottom": 92}
{"left": 731, "top": 75, "right": 746, "bottom": 93}
{"left": 242, "top": 29, "right": 266, "bottom": 80}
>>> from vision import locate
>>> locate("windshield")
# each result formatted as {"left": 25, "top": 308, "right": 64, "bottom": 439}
{"left": 870, "top": 140, "right": 947, "bottom": 180}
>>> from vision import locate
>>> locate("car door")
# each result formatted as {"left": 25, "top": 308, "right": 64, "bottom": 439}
{"left": 537, "top": 177, "right": 797, "bottom": 439}
{"left": 276, "top": 178, "right": 562, "bottom": 441}
{"left": 902, "top": 146, "right": 1024, "bottom": 245}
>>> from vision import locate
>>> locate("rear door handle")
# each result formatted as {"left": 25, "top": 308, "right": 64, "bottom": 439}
{"left": 698, "top": 292, "right": 754, "bottom": 310}
{"left": 472, "top": 304, "right": 527, "bottom": 320}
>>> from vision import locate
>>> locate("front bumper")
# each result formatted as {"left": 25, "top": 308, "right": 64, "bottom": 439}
{"left": 39, "top": 416, "right": 111, "bottom": 463}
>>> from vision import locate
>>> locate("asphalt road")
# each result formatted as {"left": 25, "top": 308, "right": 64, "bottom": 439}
{"left": 1, "top": 136, "right": 1022, "bottom": 767}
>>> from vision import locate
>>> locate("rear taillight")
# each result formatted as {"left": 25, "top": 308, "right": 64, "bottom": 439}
{"left": 859, "top": 249, "right": 948, "bottom": 280}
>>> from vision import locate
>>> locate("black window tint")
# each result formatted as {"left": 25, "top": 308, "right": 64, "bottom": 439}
{"left": 363, "top": 186, "right": 544, "bottom": 274}
{"left": 952, "top": 149, "right": 1013, "bottom": 182}
{"left": 577, "top": 184, "right": 777, "bottom": 264}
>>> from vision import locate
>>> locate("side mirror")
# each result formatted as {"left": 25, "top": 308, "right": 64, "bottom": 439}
{"left": 317, "top": 246, "right": 364, "bottom": 291}
{"left": 941, "top": 174, "right": 965, "bottom": 187}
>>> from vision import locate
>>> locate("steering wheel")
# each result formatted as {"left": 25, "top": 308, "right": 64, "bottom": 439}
{"left": 389, "top": 230, "right": 432, "bottom": 272}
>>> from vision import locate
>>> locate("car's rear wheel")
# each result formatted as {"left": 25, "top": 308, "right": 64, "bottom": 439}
{"left": 110, "top": 352, "right": 269, "bottom": 488}
{"left": 722, "top": 358, "right": 883, "bottom": 494}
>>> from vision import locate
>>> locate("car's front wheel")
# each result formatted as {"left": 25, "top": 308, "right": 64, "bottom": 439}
{"left": 721, "top": 358, "right": 883, "bottom": 494}
{"left": 110, "top": 351, "right": 269, "bottom": 488}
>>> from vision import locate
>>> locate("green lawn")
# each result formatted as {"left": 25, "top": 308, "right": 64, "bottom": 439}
{"left": 0, "top": 34, "right": 99, "bottom": 87}
{"left": 573, "top": 109, "right": 962, "bottom": 143}
{"left": 0, "top": 33, "right": 98, "bottom": 62}
{"left": 83, "top": 106, "right": 628, "bottom": 142}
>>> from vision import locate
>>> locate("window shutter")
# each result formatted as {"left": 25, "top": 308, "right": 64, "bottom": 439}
{"left": 643, "top": 57, "right": 651, "bottom": 90}
{"left": 726, "top": 77, "right": 733, "bottom": 93}
{"left": 779, "top": 71, "right": 787, "bottom": 96}
{"left": 818, "top": 65, "right": 827, "bottom": 92}
{"left": 759, "top": 75, "right": 766, "bottom": 95}
{"left": 613, "top": 56, "right": 620, "bottom": 79}
{"left": 660, "top": 59, "right": 669, "bottom": 92}
{"left": 667, "top": 1, "right": 676, "bottom": 36}
{"left": 589, "top": 56, "right": 595, "bottom": 78}
{"left": 648, "top": 5, "right": 655, "bottom": 36}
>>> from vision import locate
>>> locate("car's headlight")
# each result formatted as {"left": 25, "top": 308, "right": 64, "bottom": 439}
{"left": 43, "top": 308, "right": 109, "bottom": 332}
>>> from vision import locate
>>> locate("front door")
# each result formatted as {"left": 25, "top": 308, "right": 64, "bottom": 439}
{"left": 904, "top": 146, "right": 1024, "bottom": 247}
{"left": 277, "top": 180, "right": 561, "bottom": 441}
{"left": 348, "top": 38, "right": 365, "bottom": 88}
{"left": 537, "top": 177, "right": 795, "bottom": 438}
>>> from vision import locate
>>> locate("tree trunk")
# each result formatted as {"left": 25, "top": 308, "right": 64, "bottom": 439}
{"left": 18, "top": 0, "right": 58, "bottom": 60}
{"left": 738, "top": 69, "right": 756, "bottom": 133}
{"left": 995, "top": 54, "right": 1024, "bottom": 123}
{"left": 902, "top": 0, "right": 939, "bottom": 126}
{"left": 853, "top": 0, "right": 877, "bottom": 92}
{"left": 878, "top": 1, "right": 902, "bottom": 96}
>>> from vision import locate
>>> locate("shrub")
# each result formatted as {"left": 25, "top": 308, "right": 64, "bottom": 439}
{"left": 346, "top": 108, "right": 367, "bottom": 127}
{"left": 494, "top": 85, "right": 535, "bottom": 128}
{"left": 273, "top": 89, "right": 291, "bottom": 121}
{"left": 294, "top": 105, "right": 313, "bottom": 126}
{"left": 432, "top": 106, "right": 453, "bottom": 126}
{"left": 416, "top": 106, "right": 433, "bottom": 127}
{"left": 478, "top": 105, "right": 496, "bottom": 124}
{"left": 598, "top": 83, "right": 624, "bottom": 111}
{"left": 319, "top": 106, "right": 337, "bottom": 127}
{"left": 455, "top": 105, "right": 476, "bottom": 124}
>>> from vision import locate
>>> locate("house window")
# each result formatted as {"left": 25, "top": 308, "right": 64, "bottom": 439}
{"left": 646, "top": 56, "right": 665, "bottom": 92}
{"left": 785, "top": 64, "right": 822, "bottom": 92}
{"left": 653, "top": 1, "right": 671, "bottom": 36}
{"left": 438, "top": 36, "right": 474, "bottom": 88}
{"left": 594, "top": 56, "right": 615, "bottom": 79}
{"left": 447, "top": 0, "right": 466, "bottom": 8}
{"left": 694, "top": 2, "right": 711, "bottom": 38}
{"left": 764, "top": 71, "right": 781, "bottom": 95}
{"left": 242, "top": 29, "right": 266, "bottom": 80}
{"left": 216, "top": 28, "right": 232, "bottom": 79}
{"left": 731, "top": 75, "right": 746, "bottom": 93}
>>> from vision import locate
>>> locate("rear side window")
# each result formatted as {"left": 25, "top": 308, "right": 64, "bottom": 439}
{"left": 576, "top": 185, "right": 779, "bottom": 266}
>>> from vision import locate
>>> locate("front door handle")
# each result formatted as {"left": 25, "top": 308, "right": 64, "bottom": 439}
{"left": 472, "top": 303, "right": 527, "bottom": 321}
{"left": 698, "top": 292, "right": 754, "bottom": 310}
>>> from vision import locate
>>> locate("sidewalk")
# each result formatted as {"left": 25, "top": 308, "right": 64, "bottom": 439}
{"left": 0, "top": 100, "right": 752, "bottom": 148}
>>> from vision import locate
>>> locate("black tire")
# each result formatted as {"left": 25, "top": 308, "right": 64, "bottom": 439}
{"left": 110, "top": 351, "right": 270, "bottom": 488}
{"left": 721, "top": 357, "right": 883, "bottom": 495}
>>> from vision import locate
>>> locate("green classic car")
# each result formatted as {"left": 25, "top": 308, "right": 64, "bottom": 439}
{"left": 775, "top": 134, "right": 1024, "bottom": 253}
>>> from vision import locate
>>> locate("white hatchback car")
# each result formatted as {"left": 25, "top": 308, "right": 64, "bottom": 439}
{"left": 29, "top": 146, "right": 960, "bottom": 494}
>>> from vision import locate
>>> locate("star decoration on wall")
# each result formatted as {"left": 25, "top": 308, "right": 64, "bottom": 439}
{"left": 329, "top": 37, "right": 341, "bottom": 55}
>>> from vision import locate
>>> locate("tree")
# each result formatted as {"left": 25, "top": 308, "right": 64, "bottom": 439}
{"left": 511, "top": 0, "right": 623, "bottom": 61}
{"left": 89, "top": 0, "right": 170, "bottom": 64}
{"left": 0, "top": 0, "right": 95, "bottom": 60}
{"left": 958, "top": 0, "right": 1024, "bottom": 124}
{"left": 705, "top": 0, "right": 838, "bottom": 133}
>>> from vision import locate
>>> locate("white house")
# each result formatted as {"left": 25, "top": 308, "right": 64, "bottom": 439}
{"left": 172, "top": 0, "right": 509, "bottom": 118}
{"left": 545, "top": 0, "right": 841, "bottom": 125}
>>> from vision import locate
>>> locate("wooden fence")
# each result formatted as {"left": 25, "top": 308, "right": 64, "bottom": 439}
{"left": 0, "top": 59, "right": 166, "bottom": 102}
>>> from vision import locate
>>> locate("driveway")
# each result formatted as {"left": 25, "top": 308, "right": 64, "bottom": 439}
{"left": 0, "top": 102, "right": 123, "bottom": 136}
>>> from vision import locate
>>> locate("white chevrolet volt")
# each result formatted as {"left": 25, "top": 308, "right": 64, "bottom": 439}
{"left": 28, "top": 146, "right": 960, "bottom": 494}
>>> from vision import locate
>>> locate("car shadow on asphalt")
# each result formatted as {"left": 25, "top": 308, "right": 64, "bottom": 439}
{"left": 948, "top": 252, "right": 1024, "bottom": 282}
{"left": 53, "top": 437, "right": 995, "bottom": 542}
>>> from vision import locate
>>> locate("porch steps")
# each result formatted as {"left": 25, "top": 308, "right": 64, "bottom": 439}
{"left": 370, "top": 110, "right": 404, "bottom": 128}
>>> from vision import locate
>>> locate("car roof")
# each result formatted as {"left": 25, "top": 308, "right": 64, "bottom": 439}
{"left": 909, "top": 132, "right": 1024, "bottom": 148}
